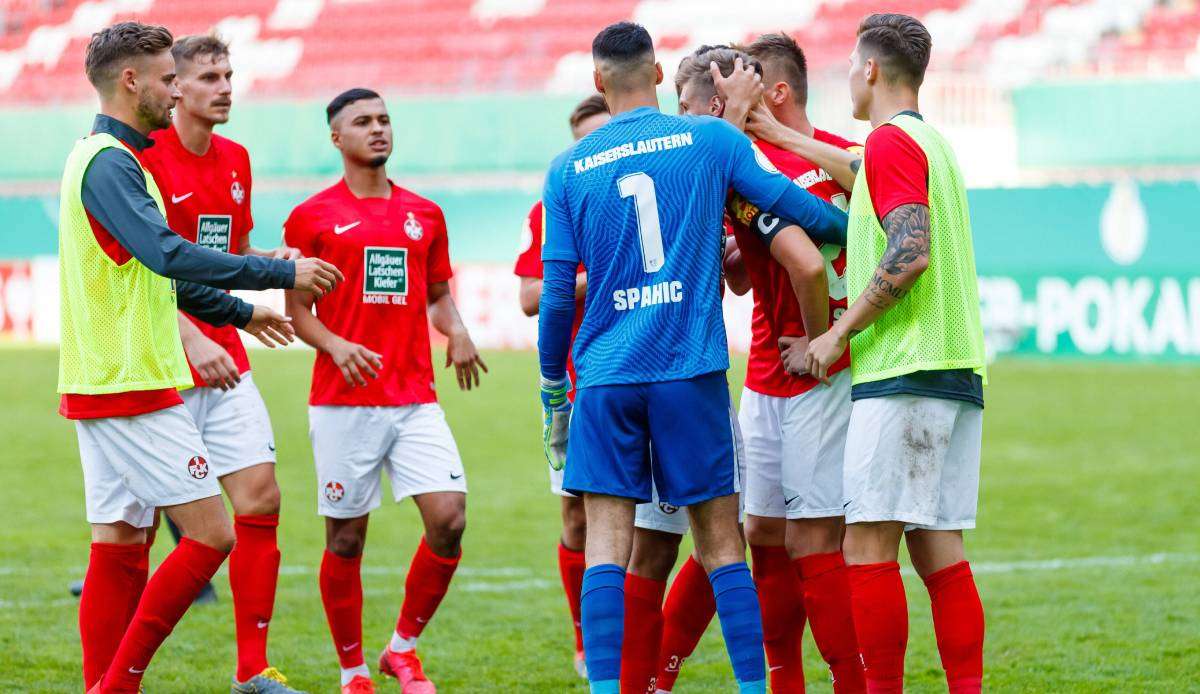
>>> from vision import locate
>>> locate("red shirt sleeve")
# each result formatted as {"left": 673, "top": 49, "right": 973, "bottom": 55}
{"left": 864, "top": 124, "right": 929, "bottom": 221}
{"left": 427, "top": 206, "right": 454, "bottom": 284}
{"left": 283, "top": 207, "right": 317, "bottom": 258}
{"left": 513, "top": 200, "right": 544, "bottom": 279}
{"left": 241, "top": 148, "right": 255, "bottom": 238}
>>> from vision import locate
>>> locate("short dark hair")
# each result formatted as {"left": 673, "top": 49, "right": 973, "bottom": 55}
{"left": 674, "top": 46, "right": 760, "bottom": 100}
{"left": 568, "top": 94, "right": 608, "bottom": 130}
{"left": 592, "top": 22, "right": 654, "bottom": 63}
{"left": 172, "top": 32, "right": 230, "bottom": 67}
{"left": 326, "top": 87, "right": 383, "bottom": 124}
{"left": 856, "top": 13, "right": 932, "bottom": 87}
{"left": 84, "top": 21, "right": 173, "bottom": 91}
{"left": 745, "top": 32, "right": 808, "bottom": 105}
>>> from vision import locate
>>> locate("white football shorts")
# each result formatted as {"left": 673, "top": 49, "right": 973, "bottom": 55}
{"left": 843, "top": 393, "right": 983, "bottom": 530}
{"left": 180, "top": 373, "right": 275, "bottom": 477}
{"left": 77, "top": 404, "right": 221, "bottom": 528}
{"left": 310, "top": 403, "right": 466, "bottom": 519}
{"left": 742, "top": 370, "right": 852, "bottom": 520}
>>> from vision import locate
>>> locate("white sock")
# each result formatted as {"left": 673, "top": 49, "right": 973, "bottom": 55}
{"left": 389, "top": 631, "right": 418, "bottom": 653}
{"left": 340, "top": 664, "right": 370, "bottom": 685}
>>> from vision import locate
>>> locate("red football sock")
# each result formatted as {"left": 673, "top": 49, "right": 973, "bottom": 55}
{"left": 655, "top": 555, "right": 716, "bottom": 691}
{"left": 750, "top": 544, "right": 806, "bottom": 694}
{"left": 797, "top": 551, "right": 867, "bottom": 693}
{"left": 924, "top": 561, "right": 984, "bottom": 694}
{"left": 80, "top": 543, "right": 145, "bottom": 689}
{"left": 620, "top": 573, "right": 666, "bottom": 694}
{"left": 847, "top": 562, "right": 907, "bottom": 694}
{"left": 230, "top": 514, "right": 281, "bottom": 681}
{"left": 320, "top": 550, "right": 364, "bottom": 668}
{"left": 100, "top": 537, "right": 228, "bottom": 692}
{"left": 395, "top": 536, "right": 460, "bottom": 639}
{"left": 557, "top": 543, "right": 586, "bottom": 652}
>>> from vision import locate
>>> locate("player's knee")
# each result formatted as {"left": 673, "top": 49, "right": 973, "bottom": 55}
{"left": 327, "top": 531, "right": 366, "bottom": 558}
{"left": 196, "top": 525, "right": 236, "bottom": 554}
{"left": 561, "top": 499, "right": 587, "bottom": 551}
{"left": 785, "top": 517, "right": 844, "bottom": 558}
{"left": 425, "top": 509, "right": 466, "bottom": 556}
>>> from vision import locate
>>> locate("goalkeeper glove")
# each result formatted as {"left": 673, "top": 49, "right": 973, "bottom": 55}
{"left": 540, "top": 375, "right": 572, "bottom": 471}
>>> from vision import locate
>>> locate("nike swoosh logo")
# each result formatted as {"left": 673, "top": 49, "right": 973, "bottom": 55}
{"left": 128, "top": 667, "right": 145, "bottom": 674}
{"left": 416, "top": 617, "right": 428, "bottom": 623}
{"left": 268, "top": 443, "right": 276, "bottom": 452}
{"left": 333, "top": 221, "right": 361, "bottom": 235}
{"left": 341, "top": 642, "right": 359, "bottom": 652}
{"left": 171, "top": 192, "right": 193, "bottom": 203}
{"left": 769, "top": 665, "right": 783, "bottom": 672}
{"left": 784, "top": 495, "right": 800, "bottom": 506}
{"left": 449, "top": 473, "right": 463, "bottom": 480}
{"left": 257, "top": 620, "right": 270, "bottom": 628}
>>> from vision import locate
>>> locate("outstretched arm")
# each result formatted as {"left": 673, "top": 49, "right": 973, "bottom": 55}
{"left": 805, "top": 203, "right": 930, "bottom": 381}
{"left": 746, "top": 104, "right": 860, "bottom": 192}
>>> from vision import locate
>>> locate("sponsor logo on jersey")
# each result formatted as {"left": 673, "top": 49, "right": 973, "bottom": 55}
{"left": 362, "top": 246, "right": 409, "bottom": 299}
{"left": 187, "top": 455, "right": 209, "bottom": 479}
{"left": 791, "top": 167, "right": 833, "bottom": 190}
{"left": 196, "top": 215, "right": 233, "bottom": 252}
{"left": 612, "top": 280, "right": 684, "bottom": 312}
{"left": 573, "top": 132, "right": 694, "bottom": 174}
{"left": 404, "top": 212, "right": 424, "bottom": 240}
{"left": 324, "top": 481, "right": 345, "bottom": 502}
{"left": 230, "top": 180, "right": 245, "bottom": 205}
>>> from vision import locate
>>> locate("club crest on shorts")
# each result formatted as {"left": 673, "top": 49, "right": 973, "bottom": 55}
{"left": 230, "top": 179, "right": 245, "bottom": 205}
{"left": 187, "top": 455, "right": 209, "bottom": 479}
{"left": 404, "top": 212, "right": 423, "bottom": 240}
{"left": 658, "top": 501, "right": 679, "bottom": 515}
{"left": 325, "top": 481, "right": 345, "bottom": 502}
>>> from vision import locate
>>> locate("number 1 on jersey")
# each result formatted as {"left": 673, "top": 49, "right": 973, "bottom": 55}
{"left": 618, "top": 172, "right": 665, "bottom": 273}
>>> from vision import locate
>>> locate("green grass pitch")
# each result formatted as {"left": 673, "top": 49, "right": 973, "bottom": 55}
{"left": 1, "top": 347, "right": 1197, "bottom": 692}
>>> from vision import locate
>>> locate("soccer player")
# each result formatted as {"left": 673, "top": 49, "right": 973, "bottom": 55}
{"left": 537, "top": 22, "right": 848, "bottom": 694}
{"left": 139, "top": 33, "right": 303, "bottom": 693}
{"left": 514, "top": 92, "right": 609, "bottom": 679}
{"left": 802, "top": 14, "right": 988, "bottom": 694}
{"left": 64, "top": 22, "right": 341, "bottom": 693}
{"left": 284, "top": 88, "right": 488, "bottom": 694}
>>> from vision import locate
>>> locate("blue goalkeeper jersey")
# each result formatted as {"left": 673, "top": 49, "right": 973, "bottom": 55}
{"left": 542, "top": 106, "right": 818, "bottom": 387}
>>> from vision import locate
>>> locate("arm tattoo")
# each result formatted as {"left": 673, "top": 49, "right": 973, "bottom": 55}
{"left": 849, "top": 158, "right": 862, "bottom": 175}
{"left": 879, "top": 203, "right": 930, "bottom": 275}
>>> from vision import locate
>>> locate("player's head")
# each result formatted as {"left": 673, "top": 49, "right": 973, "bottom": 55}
{"left": 569, "top": 93, "right": 610, "bottom": 140}
{"left": 674, "top": 46, "right": 761, "bottom": 117}
{"left": 326, "top": 88, "right": 391, "bottom": 168}
{"left": 171, "top": 33, "right": 233, "bottom": 126}
{"left": 850, "top": 13, "right": 931, "bottom": 120}
{"left": 592, "top": 22, "right": 662, "bottom": 102}
{"left": 84, "top": 22, "right": 178, "bottom": 130}
{"left": 744, "top": 33, "right": 808, "bottom": 115}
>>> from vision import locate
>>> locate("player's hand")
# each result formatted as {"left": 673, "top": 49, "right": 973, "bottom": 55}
{"left": 184, "top": 330, "right": 241, "bottom": 390}
{"left": 804, "top": 326, "right": 849, "bottom": 385}
{"left": 292, "top": 257, "right": 344, "bottom": 298}
{"left": 540, "top": 375, "right": 572, "bottom": 471}
{"left": 778, "top": 335, "right": 810, "bottom": 376}
{"left": 746, "top": 102, "right": 793, "bottom": 147}
{"left": 270, "top": 245, "right": 303, "bottom": 261}
{"left": 327, "top": 337, "right": 383, "bottom": 387}
{"left": 446, "top": 332, "right": 488, "bottom": 391}
{"left": 244, "top": 305, "right": 295, "bottom": 349}
{"left": 710, "top": 57, "right": 763, "bottom": 130}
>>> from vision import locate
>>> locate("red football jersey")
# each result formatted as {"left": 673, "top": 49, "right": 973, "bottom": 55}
{"left": 143, "top": 125, "right": 254, "bottom": 386}
{"left": 284, "top": 180, "right": 453, "bottom": 407}
{"left": 513, "top": 200, "right": 585, "bottom": 396}
{"left": 729, "top": 130, "right": 860, "bottom": 397}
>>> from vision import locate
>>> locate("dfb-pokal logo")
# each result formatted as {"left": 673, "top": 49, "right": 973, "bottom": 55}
{"left": 325, "top": 481, "right": 345, "bottom": 502}
{"left": 187, "top": 455, "right": 209, "bottom": 479}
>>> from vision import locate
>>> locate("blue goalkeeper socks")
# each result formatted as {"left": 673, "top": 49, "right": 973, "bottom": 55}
{"left": 710, "top": 562, "right": 767, "bottom": 692}
{"left": 581, "top": 563, "right": 625, "bottom": 694}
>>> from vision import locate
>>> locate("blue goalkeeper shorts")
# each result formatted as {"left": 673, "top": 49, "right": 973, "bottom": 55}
{"left": 563, "top": 371, "right": 738, "bottom": 505}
